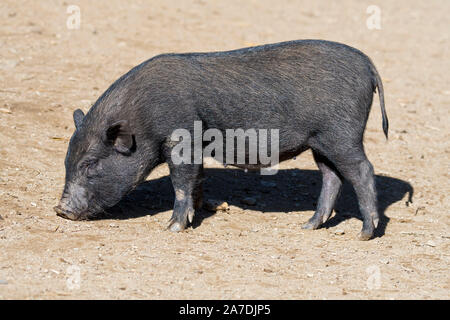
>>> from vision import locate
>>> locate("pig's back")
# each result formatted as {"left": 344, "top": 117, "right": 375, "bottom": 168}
{"left": 127, "top": 40, "right": 376, "bottom": 142}
{"left": 169, "top": 40, "right": 375, "bottom": 131}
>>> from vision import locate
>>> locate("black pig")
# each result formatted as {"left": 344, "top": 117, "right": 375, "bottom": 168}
{"left": 54, "top": 40, "right": 388, "bottom": 240}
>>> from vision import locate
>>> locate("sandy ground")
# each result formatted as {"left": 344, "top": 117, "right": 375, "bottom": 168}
{"left": 0, "top": 0, "right": 449, "bottom": 299}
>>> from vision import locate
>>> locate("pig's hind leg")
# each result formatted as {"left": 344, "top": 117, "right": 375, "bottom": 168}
{"left": 335, "top": 152, "right": 378, "bottom": 240}
{"left": 302, "top": 151, "right": 342, "bottom": 230}
{"left": 167, "top": 161, "right": 204, "bottom": 232}
{"left": 314, "top": 143, "right": 379, "bottom": 240}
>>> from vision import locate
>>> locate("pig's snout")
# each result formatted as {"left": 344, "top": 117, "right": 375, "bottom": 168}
{"left": 55, "top": 183, "right": 90, "bottom": 220}
{"left": 53, "top": 205, "right": 80, "bottom": 220}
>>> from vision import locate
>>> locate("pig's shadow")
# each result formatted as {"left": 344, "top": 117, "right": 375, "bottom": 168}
{"left": 103, "top": 168, "right": 413, "bottom": 238}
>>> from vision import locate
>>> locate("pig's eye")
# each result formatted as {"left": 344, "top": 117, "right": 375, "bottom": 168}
{"left": 79, "top": 159, "right": 99, "bottom": 177}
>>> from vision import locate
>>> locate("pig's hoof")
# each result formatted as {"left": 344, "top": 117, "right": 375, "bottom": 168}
{"left": 357, "top": 231, "right": 373, "bottom": 241}
{"left": 373, "top": 217, "right": 379, "bottom": 229}
{"left": 168, "top": 221, "right": 186, "bottom": 233}
{"left": 370, "top": 212, "right": 380, "bottom": 229}
{"left": 302, "top": 219, "right": 321, "bottom": 230}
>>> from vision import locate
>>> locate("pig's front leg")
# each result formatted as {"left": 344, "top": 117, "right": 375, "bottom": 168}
{"left": 166, "top": 161, "right": 203, "bottom": 232}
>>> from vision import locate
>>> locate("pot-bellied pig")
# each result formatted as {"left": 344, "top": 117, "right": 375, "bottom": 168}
{"left": 54, "top": 40, "right": 388, "bottom": 240}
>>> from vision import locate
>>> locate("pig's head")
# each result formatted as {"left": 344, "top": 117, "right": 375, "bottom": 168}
{"left": 54, "top": 108, "right": 148, "bottom": 220}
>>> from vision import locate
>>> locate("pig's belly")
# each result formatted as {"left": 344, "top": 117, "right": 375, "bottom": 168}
{"left": 204, "top": 134, "right": 309, "bottom": 168}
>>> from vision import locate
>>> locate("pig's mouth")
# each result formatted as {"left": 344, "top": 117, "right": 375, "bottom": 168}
{"left": 53, "top": 205, "right": 89, "bottom": 221}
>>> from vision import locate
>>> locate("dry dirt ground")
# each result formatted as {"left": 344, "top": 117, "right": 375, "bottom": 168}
{"left": 0, "top": 0, "right": 449, "bottom": 299}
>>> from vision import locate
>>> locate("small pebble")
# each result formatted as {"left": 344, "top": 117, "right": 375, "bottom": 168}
{"left": 426, "top": 240, "right": 436, "bottom": 247}
{"left": 0, "top": 108, "right": 12, "bottom": 114}
{"left": 203, "top": 200, "right": 229, "bottom": 212}
{"left": 334, "top": 229, "right": 345, "bottom": 235}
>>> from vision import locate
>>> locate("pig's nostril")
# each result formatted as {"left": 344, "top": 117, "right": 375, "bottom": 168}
{"left": 53, "top": 205, "right": 78, "bottom": 220}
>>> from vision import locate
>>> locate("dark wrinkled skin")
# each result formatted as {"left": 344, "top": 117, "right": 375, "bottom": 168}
{"left": 55, "top": 39, "right": 388, "bottom": 240}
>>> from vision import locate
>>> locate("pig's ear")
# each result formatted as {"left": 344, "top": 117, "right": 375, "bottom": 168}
{"left": 73, "top": 109, "right": 85, "bottom": 130}
{"left": 106, "top": 120, "right": 134, "bottom": 155}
